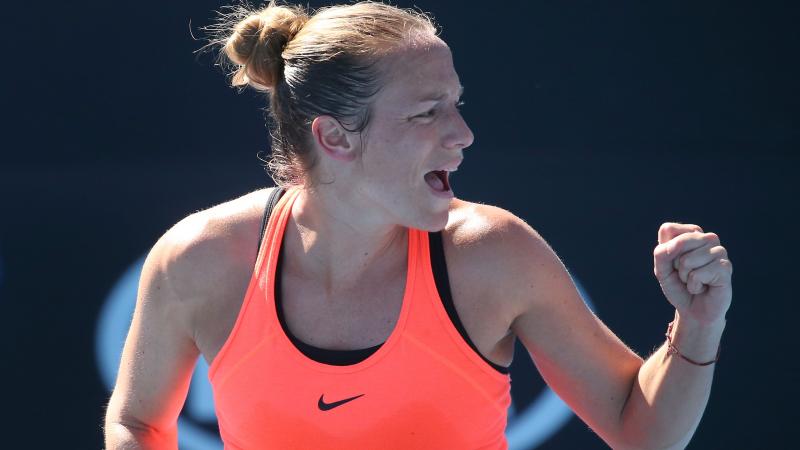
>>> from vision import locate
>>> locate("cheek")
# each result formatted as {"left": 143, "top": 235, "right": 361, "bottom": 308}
{"left": 362, "top": 133, "right": 426, "bottom": 182}
{"left": 365, "top": 154, "right": 417, "bottom": 187}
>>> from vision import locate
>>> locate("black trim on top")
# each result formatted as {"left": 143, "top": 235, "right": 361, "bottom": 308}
{"left": 429, "top": 231, "right": 510, "bottom": 374}
{"left": 275, "top": 250, "right": 383, "bottom": 365}
{"left": 257, "top": 190, "right": 507, "bottom": 372}
{"left": 256, "top": 187, "right": 287, "bottom": 251}
{"left": 262, "top": 187, "right": 383, "bottom": 365}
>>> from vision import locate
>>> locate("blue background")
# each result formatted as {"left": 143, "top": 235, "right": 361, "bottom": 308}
{"left": 1, "top": 0, "right": 797, "bottom": 448}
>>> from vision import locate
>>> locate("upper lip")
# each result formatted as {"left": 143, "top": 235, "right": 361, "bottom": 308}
{"left": 433, "top": 157, "right": 463, "bottom": 172}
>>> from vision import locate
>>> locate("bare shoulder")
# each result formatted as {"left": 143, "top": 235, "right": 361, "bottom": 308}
{"left": 106, "top": 188, "right": 277, "bottom": 433}
{"left": 445, "top": 198, "right": 556, "bottom": 284}
{"left": 446, "top": 199, "right": 544, "bottom": 248}
{"left": 146, "top": 188, "right": 275, "bottom": 350}
{"left": 443, "top": 198, "right": 561, "bottom": 335}
{"left": 153, "top": 188, "right": 272, "bottom": 288}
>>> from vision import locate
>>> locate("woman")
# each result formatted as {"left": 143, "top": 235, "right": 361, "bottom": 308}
{"left": 104, "top": 1, "right": 733, "bottom": 449}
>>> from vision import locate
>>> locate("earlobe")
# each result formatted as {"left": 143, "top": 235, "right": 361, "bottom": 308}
{"left": 311, "top": 116, "right": 357, "bottom": 162}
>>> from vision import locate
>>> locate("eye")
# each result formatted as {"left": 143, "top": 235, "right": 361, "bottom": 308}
{"left": 416, "top": 108, "right": 437, "bottom": 119}
{"left": 412, "top": 99, "right": 464, "bottom": 120}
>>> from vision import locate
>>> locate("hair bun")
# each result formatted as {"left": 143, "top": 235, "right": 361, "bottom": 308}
{"left": 224, "top": 4, "right": 309, "bottom": 91}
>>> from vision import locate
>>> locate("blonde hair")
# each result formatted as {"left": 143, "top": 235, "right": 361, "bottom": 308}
{"left": 206, "top": 1, "right": 438, "bottom": 186}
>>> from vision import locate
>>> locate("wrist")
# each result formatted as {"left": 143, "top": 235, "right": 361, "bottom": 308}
{"left": 667, "top": 311, "right": 726, "bottom": 365}
{"left": 672, "top": 309, "right": 727, "bottom": 333}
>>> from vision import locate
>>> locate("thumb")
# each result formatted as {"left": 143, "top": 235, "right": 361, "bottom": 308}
{"left": 653, "top": 241, "right": 690, "bottom": 308}
{"left": 656, "top": 269, "right": 691, "bottom": 309}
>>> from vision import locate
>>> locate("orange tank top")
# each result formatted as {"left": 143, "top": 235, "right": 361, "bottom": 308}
{"left": 208, "top": 187, "right": 512, "bottom": 449}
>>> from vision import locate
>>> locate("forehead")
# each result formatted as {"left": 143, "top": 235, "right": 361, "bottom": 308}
{"left": 375, "top": 42, "right": 462, "bottom": 106}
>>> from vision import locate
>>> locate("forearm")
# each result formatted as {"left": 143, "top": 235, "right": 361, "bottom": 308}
{"left": 104, "top": 419, "right": 178, "bottom": 450}
{"left": 618, "top": 311, "right": 725, "bottom": 450}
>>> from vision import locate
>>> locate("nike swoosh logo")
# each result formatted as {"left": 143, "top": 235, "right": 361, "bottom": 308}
{"left": 318, "top": 393, "right": 365, "bottom": 411}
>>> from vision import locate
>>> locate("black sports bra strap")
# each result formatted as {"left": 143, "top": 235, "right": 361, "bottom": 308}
{"left": 429, "top": 231, "right": 510, "bottom": 374}
{"left": 257, "top": 187, "right": 287, "bottom": 250}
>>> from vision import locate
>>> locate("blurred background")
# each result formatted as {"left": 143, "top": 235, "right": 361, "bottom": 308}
{"left": 1, "top": 0, "right": 797, "bottom": 448}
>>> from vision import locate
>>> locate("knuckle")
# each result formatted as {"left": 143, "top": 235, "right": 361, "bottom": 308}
{"left": 688, "top": 269, "right": 700, "bottom": 283}
{"left": 711, "top": 245, "right": 727, "bottom": 257}
{"left": 660, "top": 222, "right": 680, "bottom": 235}
{"left": 689, "top": 231, "right": 704, "bottom": 241}
{"left": 720, "top": 258, "right": 733, "bottom": 272}
{"left": 678, "top": 253, "right": 690, "bottom": 267}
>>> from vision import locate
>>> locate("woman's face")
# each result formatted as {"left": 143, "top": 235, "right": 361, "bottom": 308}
{"left": 350, "top": 39, "right": 474, "bottom": 231}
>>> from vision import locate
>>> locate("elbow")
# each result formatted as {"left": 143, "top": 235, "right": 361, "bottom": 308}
{"left": 104, "top": 416, "right": 178, "bottom": 449}
{"left": 623, "top": 444, "right": 689, "bottom": 450}
{"left": 606, "top": 430, "right": 692, "bottom": 450}
{"left": 104, "top": 391, "right": 179, "bottom": 449}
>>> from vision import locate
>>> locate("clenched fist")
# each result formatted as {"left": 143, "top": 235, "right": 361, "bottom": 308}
{"left": 653, "top": 222, "right": 733, "bottom": 325}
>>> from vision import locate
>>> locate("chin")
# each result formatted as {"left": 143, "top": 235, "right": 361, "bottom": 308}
{"left": 411, "top": 206, "right": 450, "bottom": 232}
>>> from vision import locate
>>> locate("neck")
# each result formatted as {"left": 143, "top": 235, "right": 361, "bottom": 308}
{"left": 282, "top": 186, "right": 408, "bottom": 293}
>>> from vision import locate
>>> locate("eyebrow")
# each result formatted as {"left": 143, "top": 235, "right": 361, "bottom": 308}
{"left": 415, "top": 85, "right": 465, "bottom": 103}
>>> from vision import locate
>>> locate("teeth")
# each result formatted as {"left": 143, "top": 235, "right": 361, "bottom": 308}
{"left": 438, "top": 160, "right": 462, "bottom": 172}
{"left": 430, "top": 159, "right": 462, "bottom": 173}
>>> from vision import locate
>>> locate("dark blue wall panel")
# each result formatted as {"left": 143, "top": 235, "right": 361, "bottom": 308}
{"left": 1, "top": 1, "right": 797, "bottom": 449}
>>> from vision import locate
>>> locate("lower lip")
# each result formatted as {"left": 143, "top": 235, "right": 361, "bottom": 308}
{"left": 427, "top": 182, "right": 454, "bottom": 199}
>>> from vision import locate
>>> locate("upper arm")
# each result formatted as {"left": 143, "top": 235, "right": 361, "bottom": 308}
{"left": 105, "top": 221, "right": 206, "bottom": 445}
{"left": 483, "top": 211, "right": 643, "bottom": 445}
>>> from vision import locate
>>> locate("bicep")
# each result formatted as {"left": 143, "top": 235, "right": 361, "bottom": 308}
{"left": 105, "top": 241, "right": 200, "bottom": 438}
{"left": 507, "top": 232, "right": 642, "bottom": 442}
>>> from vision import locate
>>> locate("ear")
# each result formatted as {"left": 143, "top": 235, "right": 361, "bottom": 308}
{"left": 311, "top": 116, "right": 358, "bottom": 162}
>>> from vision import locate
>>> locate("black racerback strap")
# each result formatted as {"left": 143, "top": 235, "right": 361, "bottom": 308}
{"left": 256, "top": 187, "right": 287, "bottom": 251}
{"left": 429, "top": 231, "right": 510, "bottom": 374}
{"left": 265, "top": 186, "right": 383, "bottom": 365}
{"left": 259, "top": 187, "right": 509, "bottom": 374}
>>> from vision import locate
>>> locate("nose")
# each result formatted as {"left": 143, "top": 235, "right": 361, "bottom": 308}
{"left": 444, "top": 110, "right": 475, "bottom": 150}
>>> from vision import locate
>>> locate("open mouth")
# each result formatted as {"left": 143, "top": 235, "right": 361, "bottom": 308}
{"left": 424, "top": 170, "right": 451, "bottom": 193}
